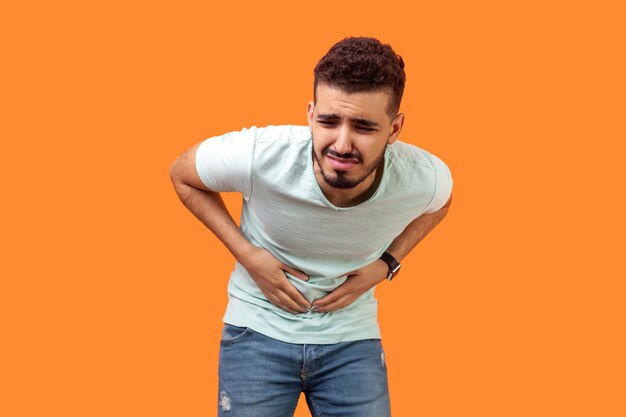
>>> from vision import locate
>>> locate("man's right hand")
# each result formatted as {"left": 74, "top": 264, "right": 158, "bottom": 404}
{"left": 239, "top": 247, "right": 311, "bottom": 315}
{"left": 170, "top": 144, "right": 311, "bottom": 315}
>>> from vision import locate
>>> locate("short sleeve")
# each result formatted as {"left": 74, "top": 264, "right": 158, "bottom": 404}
{"left": 195, "top": 126, "right": 257, "bottom": 199}
{"left": 423, "top": 153, "right": 453, "bottom": 213}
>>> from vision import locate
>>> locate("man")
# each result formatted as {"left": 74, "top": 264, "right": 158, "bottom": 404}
{"left": 170, "top": 37, "right": 453, "bottom": 416}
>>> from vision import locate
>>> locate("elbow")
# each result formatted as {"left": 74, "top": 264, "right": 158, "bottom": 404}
{"left": 169, "top": 158, "right": 187, "bottom": 194}
{"left": 169, "top": 156, "right": 183, "bottom": 184}
{"left": 168, "top": 158, "right": 178, "bottom": 180}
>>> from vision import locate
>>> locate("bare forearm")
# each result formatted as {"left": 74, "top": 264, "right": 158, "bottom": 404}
{"left": 313, "top": 196, "right": 453, "bottom": 312}
{"left": 171, "top": 180, "right": 254, "bottom": 262}
{"left": 385, "top": 197, "right": 452, "bottom": 262}
{"left": 169, "top": 144, "right": 313, "bottom": 314}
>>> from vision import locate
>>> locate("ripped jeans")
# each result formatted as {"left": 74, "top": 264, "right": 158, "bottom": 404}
{"left": 218, "top": 324, "right": 391, "bottom": 417}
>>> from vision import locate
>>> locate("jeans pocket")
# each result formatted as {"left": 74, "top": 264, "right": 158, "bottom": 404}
{"left": 220, "top": 324, "right": 252, "bottom": 345}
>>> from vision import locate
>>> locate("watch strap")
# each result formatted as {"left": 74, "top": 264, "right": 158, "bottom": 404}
{"left": 379, "top": 251, "right": 401, "bottom": 281}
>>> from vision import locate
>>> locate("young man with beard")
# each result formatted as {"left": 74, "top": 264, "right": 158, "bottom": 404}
{"left": 169, "top": 37, "right": 453, "bottom": 416}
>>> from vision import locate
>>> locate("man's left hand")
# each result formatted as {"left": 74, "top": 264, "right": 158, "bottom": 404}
{"left": 311, "top": 260, "right": 389, "bottom": 313}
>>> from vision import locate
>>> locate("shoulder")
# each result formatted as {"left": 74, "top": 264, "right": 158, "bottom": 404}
{"left": 252, "top": 125, "right": 311, "bottom": 161}
{"left": 385, "top": 140, "right": 453, "bottom": 212}
{"left": 199, "top": 124, "right": 309, "bottom": 145}
{"left": 198, "top": 124, "right": 310, "bottom": 161}
{"left": 384, "top": 140, "right": 453, "bottom": 197}
{"left": 387, "top": 140, "right": 449, "bottom": 173}
{"left": 253, "top": 125, "right": 311, "bottom": 155}
{"left": 247, "top": 125, "right": 312, "bottom": 193}
{"left": 254, "top": 124, "right": 311, "bottom": 143}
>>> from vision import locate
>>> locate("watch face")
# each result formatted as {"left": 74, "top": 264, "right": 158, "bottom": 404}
{"left": 387, "top": 266, "right": 400, "bottom": 281}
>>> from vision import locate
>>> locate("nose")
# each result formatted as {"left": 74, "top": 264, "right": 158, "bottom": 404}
{"left": 332, "top": 124, "right": 353, "bottom": 156}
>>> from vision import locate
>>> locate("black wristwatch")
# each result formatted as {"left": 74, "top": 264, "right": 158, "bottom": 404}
{"left": 379, "top": 252, "right": 401, "bottom": 281}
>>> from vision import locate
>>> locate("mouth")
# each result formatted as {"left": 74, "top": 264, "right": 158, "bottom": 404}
{"left": 325, "top": 153, "right": 359, "bottom": 171}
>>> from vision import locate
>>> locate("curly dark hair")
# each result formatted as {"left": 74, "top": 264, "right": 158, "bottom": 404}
{"left": 314, "top": 37, "right": 406, "bottom": 118}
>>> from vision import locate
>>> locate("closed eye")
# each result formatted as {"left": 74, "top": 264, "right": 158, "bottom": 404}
{"left": 317, "top": 119, "right": 378, "bottom": 133}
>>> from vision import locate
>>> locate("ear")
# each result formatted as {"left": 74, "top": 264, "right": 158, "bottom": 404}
{"left": 387, "top": 113, "right": 405, "bottom": 145}
{"left": 306, "top": 101, "right": 315, "bottom": 128}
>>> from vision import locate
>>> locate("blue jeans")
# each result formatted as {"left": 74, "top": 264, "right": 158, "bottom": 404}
{"left": 218, "top": 324, "right": 391, "bottom": 417}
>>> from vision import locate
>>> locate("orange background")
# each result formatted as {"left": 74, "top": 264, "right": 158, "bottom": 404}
{"left": 2, "top": 1, "right": 625, "bottom": 416}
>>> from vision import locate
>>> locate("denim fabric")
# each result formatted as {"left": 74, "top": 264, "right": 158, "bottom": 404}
{"left": 218, "top": 324, "right": 391, "bottom": 417}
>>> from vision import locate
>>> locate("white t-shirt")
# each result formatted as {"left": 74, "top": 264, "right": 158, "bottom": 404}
{"left": 196, "top": 125, "right": 452, "bottom": 344}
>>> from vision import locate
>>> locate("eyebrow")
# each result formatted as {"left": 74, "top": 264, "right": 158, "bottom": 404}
{"left": 317, "top": 113, "right": 380, "bottom": 128}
